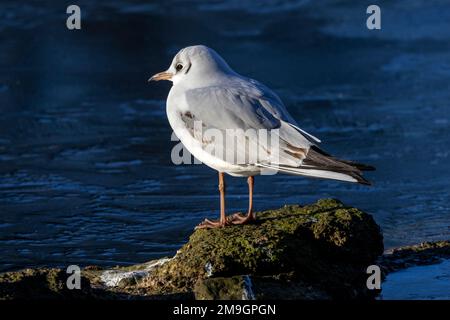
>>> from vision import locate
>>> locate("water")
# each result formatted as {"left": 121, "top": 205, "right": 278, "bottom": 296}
{"left": 381, "top": 259, "right": 450, "bottom": 300}
{"left": 0, "top": 0, "right": 449, "bottom": 295}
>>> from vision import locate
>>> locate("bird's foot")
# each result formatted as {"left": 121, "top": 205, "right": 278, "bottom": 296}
{"left": 228, "top": 212, "right": 256, "bottom": 225}
{"left": 195, "top": 218, "right": 229, "bottom": 229}
{"left": 195, "top": 212, "right": 256, "bottom": 229}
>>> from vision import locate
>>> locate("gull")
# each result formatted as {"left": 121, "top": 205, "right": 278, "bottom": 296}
{"left": 149, "top": 45, "right": 374, "bottom": 229}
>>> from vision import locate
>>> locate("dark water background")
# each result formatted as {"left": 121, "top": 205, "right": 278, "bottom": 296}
{"left": 0, "top": 0, "right": 449, "bottom": 295}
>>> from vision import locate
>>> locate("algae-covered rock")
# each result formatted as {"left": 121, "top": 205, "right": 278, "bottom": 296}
{"left": 141, "top": 198, "right": 383, "bottom": 299}
{"left": 0, "top": 199, "right": 385, "bottom": 300}
{"left": 247, "top": 273, "right": 332, "bottom": 300}
{"left": 194, "top": 275, "right": 255, "bottom": 300}
{"left": 0, "top": 268, "right": 92, "bottom": 300}
{"left": 379, "top": 240, "right": 450, "bottom": 273}
{"left": 194, "top": 273, "right": 331, "bottom": 300}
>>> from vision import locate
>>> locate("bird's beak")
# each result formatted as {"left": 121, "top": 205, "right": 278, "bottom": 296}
{"left": 148, "top": 71, "right": 173, "bottom": 82}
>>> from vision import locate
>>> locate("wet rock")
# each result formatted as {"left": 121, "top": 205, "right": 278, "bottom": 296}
{"left": 99, "top": 258, "right": 171, "bottom": 288}
{"left": 379, "top": 240, "right": 450, "bottom": 273}
{"left": 0, "top": 268, "right": 92, "bottom": 300}
{"left": 194, "top": 275, "right": 255, "bottom": 300}
{"left": 194, "top": 273, "right": 332, "bottom": 300}
{"left": 140, "top": 198, "right": 384, "bottom": 299}
{"left": 0, "top": 199, "right": 385, "bottom": 300}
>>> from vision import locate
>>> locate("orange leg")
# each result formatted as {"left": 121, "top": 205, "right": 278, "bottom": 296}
{"left": 196, "top": 174, "right": 256, "bottom": 229}
{"left": 230, "top": 176, "right": 256, "bottom": 225}
{"left": 196, "top": 172, "right": 229, "bottom": 229}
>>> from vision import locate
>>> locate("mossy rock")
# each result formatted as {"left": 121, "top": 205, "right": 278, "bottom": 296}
{"left": 380, "top": 240, "right": 450, "bottom": 273}
{"left": 141, "top": 198, "right": 383, "bottom": 299}
{"left": 194, "top": 273, "right": 331, "bottom": 300}
{"left": 194, "top": 275, "right": 253, "bottom": 300}
{"left": 0, "top": 268, "right": 92, "bottom": 300}
{"left": 0, "top": 199, "right": 385, "bottom": 300}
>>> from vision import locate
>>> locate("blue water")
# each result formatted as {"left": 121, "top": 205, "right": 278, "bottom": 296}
{"left": 382, "top": 259, "right": 450, "bottom": 300}
{"left": 0, "top": 0, "right": 449, "bottom": 298}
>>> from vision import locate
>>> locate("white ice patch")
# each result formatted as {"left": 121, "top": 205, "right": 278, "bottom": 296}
{"left": 204, "top": 262, "right": 213, "bottom": 277}
{"left": 100, "top": 257, "right": 171, "bottom": 287}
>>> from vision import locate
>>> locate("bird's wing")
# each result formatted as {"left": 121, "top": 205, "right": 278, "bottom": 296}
{"left": 243, "top": 78, "right": 322, "bottom": 144}
{"left": 182, "top": 84, "right": 314, "bottom": 167}
{"left": 179, "top": 82, "right": 370, "bottom": 184}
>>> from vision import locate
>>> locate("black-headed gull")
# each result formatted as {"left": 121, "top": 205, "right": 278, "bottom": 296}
{"left": 150, "top": 45, "right": 374, "bottom": 229}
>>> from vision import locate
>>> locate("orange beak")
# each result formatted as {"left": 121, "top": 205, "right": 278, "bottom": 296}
{"left": 148, "top": 71, "right": 172, "bottom": 82}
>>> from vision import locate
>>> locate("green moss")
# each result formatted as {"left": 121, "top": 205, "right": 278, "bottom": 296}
{"left": 140, "top": 199, "right": 383, "bottom": 299}
{"left": 0, "top": 268, "right": 92, "bottom": 300}
{"left": 0, "top": 199, "right": 386, "bottom": 300}
{"left": 194, "top": 273, "right": 333, "bottom": 300}
{"left": 194, "top": 276, "right": 248, "bottom": 300}
{"left": 380, "top": 240, "right": 450, "bottom": 273}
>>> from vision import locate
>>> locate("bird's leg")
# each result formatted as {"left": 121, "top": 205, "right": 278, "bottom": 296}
{"left": 219, "top": 171, "right": 227, "bottom": 224}
{"left": 247, "top": 176, "right": 255, "bottom": 220}
{"left": 196, "top": 172, "right": 229, "bottom": 229}
{"left": 230, "top": 176, "right": 256, "bottom": 224}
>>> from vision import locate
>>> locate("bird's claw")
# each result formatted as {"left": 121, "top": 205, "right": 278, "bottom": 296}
{"left": 195, "top": 213, "right": 255, "bottom": 229}
{"left": 195, "top": 218, "right": 228, "bottom": 229}
{"left": 229, "top": 212, "right": 255, "bottom": 225}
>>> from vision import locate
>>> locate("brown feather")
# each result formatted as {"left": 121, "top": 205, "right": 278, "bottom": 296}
{"left": 303, "top": 146, "right": 374, "bottom": 185}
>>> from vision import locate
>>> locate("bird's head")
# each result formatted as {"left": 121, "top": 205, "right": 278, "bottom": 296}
{"left": 149, "top": 45, "right": 235, "bottom": 86}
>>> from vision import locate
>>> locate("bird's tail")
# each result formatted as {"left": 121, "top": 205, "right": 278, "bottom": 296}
{"left": 257, "top": 146, "right": 374, "bottom": 185}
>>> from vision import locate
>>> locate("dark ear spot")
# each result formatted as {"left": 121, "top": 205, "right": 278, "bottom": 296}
{"left": 184, "top": 62, "right": 191, "bottom": 74}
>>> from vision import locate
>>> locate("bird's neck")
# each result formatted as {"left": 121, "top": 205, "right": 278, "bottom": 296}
{"left": 179, "top": 71, "right": 238, "bottom": 89}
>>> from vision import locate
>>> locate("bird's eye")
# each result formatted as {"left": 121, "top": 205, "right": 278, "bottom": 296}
{"left": 176, "top": 63, "right": 183, "bottom": 71}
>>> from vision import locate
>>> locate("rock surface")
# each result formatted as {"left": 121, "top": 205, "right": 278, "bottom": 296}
{"left": 379, "top": 240, "right": 450, "bottom": 273}
{"left": 0, "top": 268, "right": 93, "bottom": 300}
{"left": 138, "top": 198, "right": 383, "bottom": 300}
{"left": 0, "top": 198, "right": 424, "bottom": 300}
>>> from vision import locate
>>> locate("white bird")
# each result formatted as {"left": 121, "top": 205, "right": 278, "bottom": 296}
{"left": 150, "top": 45, "right": 374, "bottom": 229}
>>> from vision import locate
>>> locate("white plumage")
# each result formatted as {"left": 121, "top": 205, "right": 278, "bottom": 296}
{"left": 151, "top": 45, "right": 371, "bottom": 183}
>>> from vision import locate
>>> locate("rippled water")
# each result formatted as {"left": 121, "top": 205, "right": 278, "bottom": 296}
{"left": 0, "top": 0, "right": 449, "bottom": 288}
{"left": 382, "top": 259, "right": 450, "bottom": 300}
